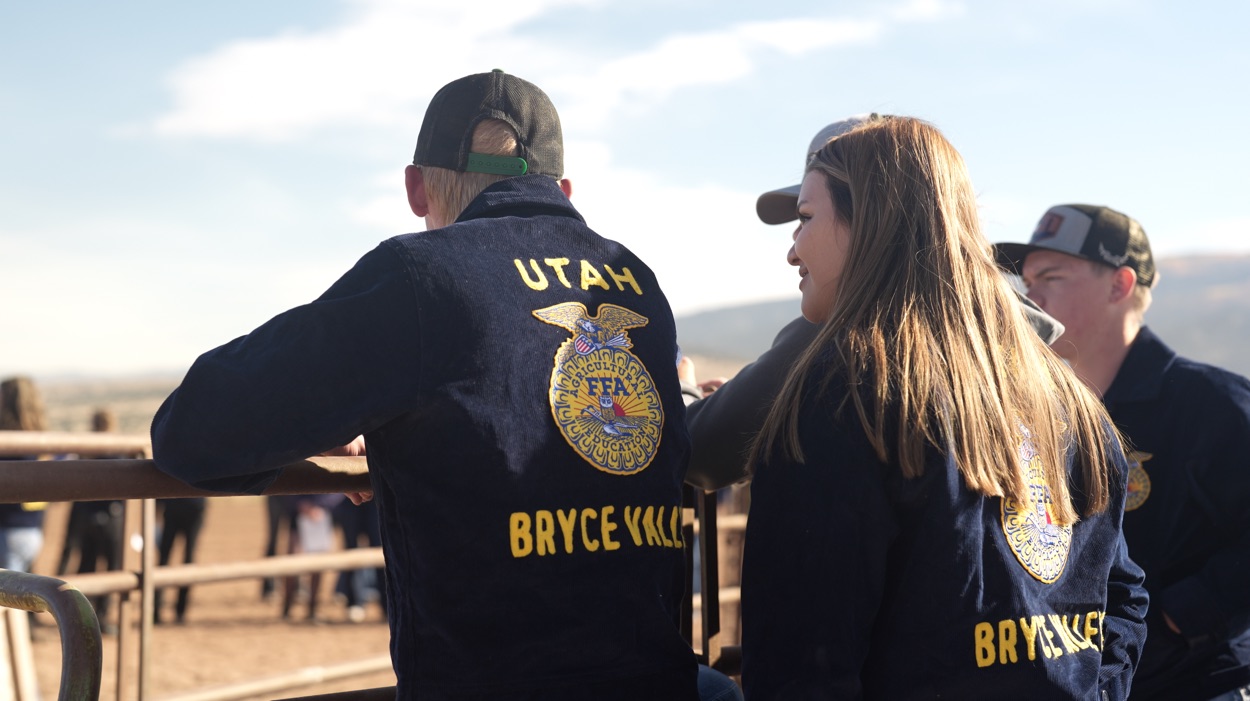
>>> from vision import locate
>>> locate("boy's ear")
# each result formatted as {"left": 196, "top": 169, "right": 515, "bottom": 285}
{"left": 406, "top": 165, "right": 430, "bottom": 217}
{"left": 1110, "top": 266, "right": 1137, "bottom": 303}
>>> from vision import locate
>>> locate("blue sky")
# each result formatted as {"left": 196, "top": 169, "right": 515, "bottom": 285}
{"left": 2, "top": 0, "right": 1247, "bottom": 377}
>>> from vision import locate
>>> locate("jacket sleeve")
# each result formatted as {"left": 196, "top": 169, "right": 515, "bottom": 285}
{"left": 1097, "top": 433, "right": 1150, "bottom": 701}
{"left": 150, "top": 243, "right": 422, "bottom": 494}
{"left": 740, "top": 405, "right": 896, "bottom": 701}
{"left": 1100, "top": 530, "right": 1150, "bottom": 700}
{"left": 684, "top": 316, "right": 818, "bottom": 491}
{"left": 1154, "top": 378, "right": 1250, "bottom": 644}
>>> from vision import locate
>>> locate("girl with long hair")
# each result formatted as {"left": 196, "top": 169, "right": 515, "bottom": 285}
{"left": 739, "top": 117, "right": 1148, "bottom": 700}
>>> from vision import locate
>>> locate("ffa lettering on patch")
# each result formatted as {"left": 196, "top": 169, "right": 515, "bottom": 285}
{"left": 1001, "top": 426, "right": 1073, "bottom": 584}
{"left": 533, "top": 302, "right": 663, "bottom": 475}
{"left": 1124, "top": 451, "right": 1153, "bottom": 511}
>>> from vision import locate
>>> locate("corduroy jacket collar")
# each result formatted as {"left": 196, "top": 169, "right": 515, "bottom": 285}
{"left": 455, "top": 174, "right": 585, "bottom": 224}
{"left": 1104, "top": 326, "right": 1176, "bottom": 404}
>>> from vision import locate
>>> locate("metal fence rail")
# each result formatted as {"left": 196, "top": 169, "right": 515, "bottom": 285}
{"left": 0, "top": 435, "right": 375, "bottom": 701}
{"left": 0, "top": 431, "right": 152, "bottom": 459}
{"left": 0, "top": 570, "right": 103, "bottom": 701}
{"left": 0, "top": 456, "right": 371, "bottom": 504}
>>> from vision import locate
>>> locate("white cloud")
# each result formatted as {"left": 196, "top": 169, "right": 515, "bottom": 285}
{"left": 149, "top": 4, "right": 893, "bottom": 141}
{"left": 552, "top": 17, "right": 882, "bottom": 129}
{"left": 889, "top": 0, "right": 967, "bottom": 22}
{"left": 151, "top": 0, "right": 581, "bottom": 140}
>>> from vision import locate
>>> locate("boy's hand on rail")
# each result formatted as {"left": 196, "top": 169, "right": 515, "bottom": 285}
{"left": 699, "top": 378, "right": 727, "bottom": 395}
{"left": 321, "top": 435, "right": 367, "bottom": 457}
{"left": 320, "top": 437, "right": 372, "bottom": 505}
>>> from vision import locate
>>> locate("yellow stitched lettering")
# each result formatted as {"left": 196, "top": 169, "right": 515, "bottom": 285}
{"left": 1041, "top": 618, "right": 1061, "bottom": 658}
{"left": 986, "top": 612, "right": 1109, "bottom": 664}
{"left": 1019, "top": 617, "right": 1039, "bottom": 660}
{"left": 556, "top": 509, "right": 577, "bottom": 554}
{"left": 535, "top": 510, "right": 555, "bottom": 556}
{"left": 510, "top": 504, "right": 692, "bottom": 554}
{"left": 975, "top": 622, "right": 996, "bottom": 668}
{"left": 601, "top": 505, "right": 620, "bottom": 551}
{"left": 656, "top": 506, "right": 674, "bottom": 547}
{"left": 1099, "top": 612, "right": 1106, "bottom": 651}
{"left": 669, "top": 506, "right": 683, "bottom": 548}
{"left": 1049, "top": 614, "right": 1081, "bottom": 653}
{"left": 641, "top": 506, "right": 662, "bottom": 545}
{"left": 1085, "top": 611, "right": 1102, "bottom": 651}
{"left": 1065, "top": 615, "right": 1092, "bottom": 650}
{"left": 579, "top": 508, "right": 600, "bottom": 552}
{"left": 999, "top": 619, "right": 1019, "bottom": 664}
{"left": 623, "top": 506, "right": 644, "bottom": 546}
{"left": 603, "top": 264, "right": 642, "bottom": 295}
{"left": 514, "top": 259, "right": 548, "bottom": 290}
{"left": 580, "top": 260, "right": 610, "bottom": 291}
{"left": 544, "top": 257, "right": 573, "bottom": 288}
{"left": 510, "top": 512, "right": 533, "bottom": 558}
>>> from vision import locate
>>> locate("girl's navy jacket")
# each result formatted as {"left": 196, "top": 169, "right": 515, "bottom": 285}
{"left": 151, "top": 175, "right": 698, "bottom": 700}
{"left": 1103, "top": 327, "right": 1250, "bottom": 700}
{"left": 740, "top": 370, "right": 1149, "bottom": 700}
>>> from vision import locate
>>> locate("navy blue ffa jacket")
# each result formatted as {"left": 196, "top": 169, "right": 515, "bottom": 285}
{"left": 151, "top": 175, "right": 697, "bottom": 700}
{"left": 740, "top": 370, "right": 1149, "bottom": 700}
{"left": 1103, "top": 327, "right": 1250, "bottom": 700}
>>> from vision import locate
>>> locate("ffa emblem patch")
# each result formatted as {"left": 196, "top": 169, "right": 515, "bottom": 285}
{"left": 533, "top": 302, "right": 664, "bottom": 475}
{"left": 1124, "top": 451, "right": 1153, "bottom": 511}
{"left": 1002, "top": 426, "right": 1073, "bottom": 584}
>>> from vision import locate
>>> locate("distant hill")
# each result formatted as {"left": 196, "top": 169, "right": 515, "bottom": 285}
{"left": 677, "top": 298, "right": 801, "bottom": 364}
{"left": 1146, "top": 255, "right": 1250, "bottom": 377}
{"left": 677, "top": 254, "right": 1250, "bottom": 379}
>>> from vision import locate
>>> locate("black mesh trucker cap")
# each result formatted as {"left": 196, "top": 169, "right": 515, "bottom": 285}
{"left": 994, "top": 204, "right": 1157, "bottom": 288}
{"left": 413, "top": 69, "right": 563, "bottom": 178}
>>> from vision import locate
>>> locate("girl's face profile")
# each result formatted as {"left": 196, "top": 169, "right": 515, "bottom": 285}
{"left": 789, "top": 171, "right": 852, "bottom": 323}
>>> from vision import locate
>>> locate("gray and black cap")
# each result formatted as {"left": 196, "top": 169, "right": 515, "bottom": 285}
{"left": 413, "top": 69, "right": 564, "bottom": 178}
{"left": 755, "top": 113, "right": 881, "bottom": 225}
{"left": 994, "top": 204, "right": 1157, "bottom": 288}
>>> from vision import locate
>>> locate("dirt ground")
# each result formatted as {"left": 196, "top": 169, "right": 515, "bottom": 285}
{"left": 29, "top": 497, "right": 396, "bottom": 701}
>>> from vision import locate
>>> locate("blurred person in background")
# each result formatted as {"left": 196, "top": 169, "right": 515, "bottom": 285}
{"left": 0, "top": 376, "right": 50, "bottom": 573}
{"left": 333, "top": 495, "right": 385, "bottom": 623}
{"left": 56, "top": 407, "right": 125, "bottom": 633}
{"left": 152, "top": 495, "right": 207, "bottom": 625}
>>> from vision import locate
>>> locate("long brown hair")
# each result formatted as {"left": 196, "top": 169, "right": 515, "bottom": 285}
{"left": 0, "top": 376, "right": 48, "bottom": 432}
{"left": 751, "top": 117, "right": 1115, "bottom": 523}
